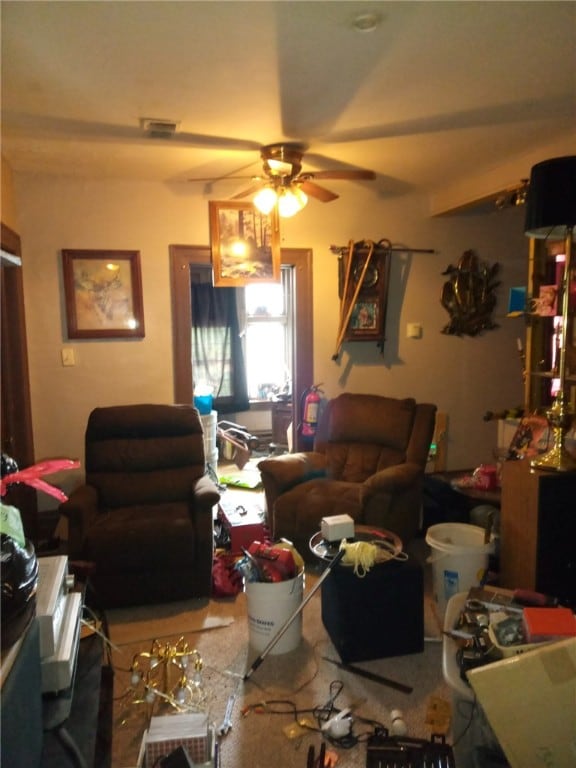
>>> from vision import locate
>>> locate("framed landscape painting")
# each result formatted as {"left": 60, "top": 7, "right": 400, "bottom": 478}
{"left": 209, "top": 201, "right": 280, "bottom": 287}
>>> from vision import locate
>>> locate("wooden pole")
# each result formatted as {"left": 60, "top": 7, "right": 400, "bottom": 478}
{"left": 332, "top": 240, "right": 375, "bottom": 360}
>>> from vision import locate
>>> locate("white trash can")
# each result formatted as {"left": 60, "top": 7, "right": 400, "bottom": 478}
{"left": 426, "top": 523, "right": 493, "bottom": 620}
{"left": 245, "top": 571, "right": 304, "bottom": 654}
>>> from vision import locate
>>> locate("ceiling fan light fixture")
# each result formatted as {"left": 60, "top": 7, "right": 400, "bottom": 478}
{"left": 277, "top": 186, "right": 308, "bottom": 218}
{"left": 266, "top": 158, "right": 291, "bottom": 176}
{"left": 253, "top": 186, "right": 278, "bottom": 215}
{"left": 261, "top": 143, "right": 305, "bottom": 178}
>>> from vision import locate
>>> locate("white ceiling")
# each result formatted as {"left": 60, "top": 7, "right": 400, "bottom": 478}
{"left": 2, "top": 1, "right": 575, "bottom": 211}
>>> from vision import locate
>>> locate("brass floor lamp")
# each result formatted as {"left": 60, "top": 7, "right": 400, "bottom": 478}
{"left": 525, "top": 155, "right": 576, "bottom": 472}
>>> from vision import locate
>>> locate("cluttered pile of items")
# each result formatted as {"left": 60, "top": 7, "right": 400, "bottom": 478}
{"left": 236, "top": 539, "right": 303, "bottom": 584}
{"left": 446, "top": 585, "right": 576, "bottom": 679}
{"left": 443, "top": 585, "right": 576, "bottom": 768}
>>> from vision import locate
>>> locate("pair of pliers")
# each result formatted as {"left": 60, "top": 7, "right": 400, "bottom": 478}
{"left": 306, "top": 742, "right": 326, "bottom": 768}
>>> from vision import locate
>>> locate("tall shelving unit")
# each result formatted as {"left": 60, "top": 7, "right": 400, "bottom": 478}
{"left": 498, "top": 234, "right": 576, "bottom": 607}
{"left": 523, "top": 237, "right": 576, "bottom": 413}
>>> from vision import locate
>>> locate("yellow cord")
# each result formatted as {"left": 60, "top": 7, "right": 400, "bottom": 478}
{"left": 339, "top": 539, "right": 407, "bottom": 577}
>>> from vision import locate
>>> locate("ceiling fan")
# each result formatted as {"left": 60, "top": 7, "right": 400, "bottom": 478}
{"left": 192, "top": 142, "right": 376, "bottom": 217}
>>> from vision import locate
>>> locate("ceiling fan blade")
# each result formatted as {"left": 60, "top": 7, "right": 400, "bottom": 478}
{"left": 299, "top": 180, "right": 339, "bottom": 202}
{"left": 308, "top": 169, "right": 376, "bottom": 181}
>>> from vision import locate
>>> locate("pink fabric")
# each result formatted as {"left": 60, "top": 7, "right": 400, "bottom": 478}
{"left": 0, "top": 459, "right": 80, "bottom": 502}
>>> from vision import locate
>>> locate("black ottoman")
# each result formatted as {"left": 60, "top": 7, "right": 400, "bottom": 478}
{"left": 321, "top": 554, "right": 424, "bottom": 663}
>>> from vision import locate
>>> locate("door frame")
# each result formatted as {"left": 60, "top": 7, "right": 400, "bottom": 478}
{"left": 1, "top": 222, "right": 37, "bottom": 539}
{"left": 169, "top": 244, "right": 313, "bottom": 450}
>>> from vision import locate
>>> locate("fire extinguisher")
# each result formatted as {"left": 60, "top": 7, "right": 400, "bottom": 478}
{"left": 301, "top": 384, "right": 323, "bottom": 438}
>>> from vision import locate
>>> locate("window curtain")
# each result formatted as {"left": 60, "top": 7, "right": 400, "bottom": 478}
{"left": 191, "top": 282, "right": 249, "bottom": 414}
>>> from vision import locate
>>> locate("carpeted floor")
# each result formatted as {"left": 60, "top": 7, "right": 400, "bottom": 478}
{"left": 104, "top": 550, "right": 454, "bottom": 768}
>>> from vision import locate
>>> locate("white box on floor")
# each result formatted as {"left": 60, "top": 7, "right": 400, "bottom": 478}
{"left": 468, "top": 637, "right": 576, "bottom": 768}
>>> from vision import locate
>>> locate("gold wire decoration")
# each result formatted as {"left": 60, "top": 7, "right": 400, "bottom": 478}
{"left": 123, "top": 636, "right": 207, "bottom": 719}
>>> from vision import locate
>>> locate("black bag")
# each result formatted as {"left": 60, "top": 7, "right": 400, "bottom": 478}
{"left": 1, "top": 533, "right": 39, "bottom": 648}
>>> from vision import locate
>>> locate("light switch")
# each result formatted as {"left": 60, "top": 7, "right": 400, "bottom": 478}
{"left": 406, "top": 323, "right": 423, "bottom": 339}
{"left": 61, "top": 347, "right": 75, "bottom": 366}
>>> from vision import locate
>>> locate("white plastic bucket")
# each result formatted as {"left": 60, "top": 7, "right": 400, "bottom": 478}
{"left": 245, "top": 571, "right": 304, "bottom": 654}
{"left": 425, "top": 523, "right": 493, "bottom": 619}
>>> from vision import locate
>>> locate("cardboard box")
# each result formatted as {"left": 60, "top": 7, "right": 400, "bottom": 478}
{"left": 468, "top": 637, "right": 576, "bottom": 768}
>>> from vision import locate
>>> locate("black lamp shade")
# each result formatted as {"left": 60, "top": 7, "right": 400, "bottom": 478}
{"left": 524, "top": 155, "right": 576, "bottom": 239}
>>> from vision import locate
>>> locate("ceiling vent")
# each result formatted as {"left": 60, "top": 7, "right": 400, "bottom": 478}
{"left": 140, "top": 118, "right": 180, "bottom": 138}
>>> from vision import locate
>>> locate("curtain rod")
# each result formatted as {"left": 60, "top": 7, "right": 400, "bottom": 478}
{"left": 330, "top": 243, "right": 435, "bottom": 256}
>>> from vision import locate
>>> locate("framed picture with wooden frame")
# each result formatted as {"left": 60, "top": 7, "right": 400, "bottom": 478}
{"left": 209, "top": 200, "right": 281, "bottom": 287}
{"left": 62, "top": 249, "right": 145, "bottom": 338}
{"left": 338, "top": 242, "right": 391, "bottom": 347}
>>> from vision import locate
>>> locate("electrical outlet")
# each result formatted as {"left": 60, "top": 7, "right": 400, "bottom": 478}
{"left": 61, "top": 348, "right": 75, "bottom": 366}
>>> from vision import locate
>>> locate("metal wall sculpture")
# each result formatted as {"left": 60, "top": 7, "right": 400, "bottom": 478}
{"left": 440, "top": 250, "right": 500, "bottom": 336}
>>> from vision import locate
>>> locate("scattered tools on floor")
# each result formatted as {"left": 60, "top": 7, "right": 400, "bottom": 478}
{"left": 217, "top": 692, "right": 237, "bottom": 737}
{"left": 306, "top": 741, "right": 338, "bottom": 768}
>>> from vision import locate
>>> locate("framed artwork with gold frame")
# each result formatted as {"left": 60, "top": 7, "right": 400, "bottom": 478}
{"left": 209, "top": 200, "right": 281, "bottom": 287}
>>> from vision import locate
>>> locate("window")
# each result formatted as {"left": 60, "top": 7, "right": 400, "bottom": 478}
{"left": 190, "top": 279, "right": 249, "bottom": 413}
{"left": 244, "top": 268, "right": 293, "bottom": 401}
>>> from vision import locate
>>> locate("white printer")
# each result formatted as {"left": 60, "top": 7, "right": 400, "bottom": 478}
{"left": 36, "top": 555, "right": 82, "bottom": 693}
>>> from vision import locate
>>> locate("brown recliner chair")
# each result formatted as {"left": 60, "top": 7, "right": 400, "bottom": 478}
{"left": 59, "top": 404, "right": 220, "bottom": 608}
{"left": 258, "top": 393, "right": 436, "bottom": 561}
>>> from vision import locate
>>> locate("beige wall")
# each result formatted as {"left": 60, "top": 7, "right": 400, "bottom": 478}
{"left": 11, "top": 169, "right": 530, "bottom": 496}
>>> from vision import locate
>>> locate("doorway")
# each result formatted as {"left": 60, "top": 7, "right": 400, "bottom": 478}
{"left": 1, "top": 222, "right": 37, "bottom": 540}
{"left": 169, "top": 245, "right": 313, "bottom": 451}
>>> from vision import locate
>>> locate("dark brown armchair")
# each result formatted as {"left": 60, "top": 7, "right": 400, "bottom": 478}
{"left": 59, "top": 404, "right": 220, "bottom": 608}
{"left": 258, "top": 393, "right": 436, "bottom": 560}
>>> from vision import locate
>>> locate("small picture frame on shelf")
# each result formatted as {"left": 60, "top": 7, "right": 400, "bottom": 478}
{"left": 507, "top": 414, "right": 551, "bottom": 459}
{"left": 531, "top": 284, "right": 558, "bottom": 317}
